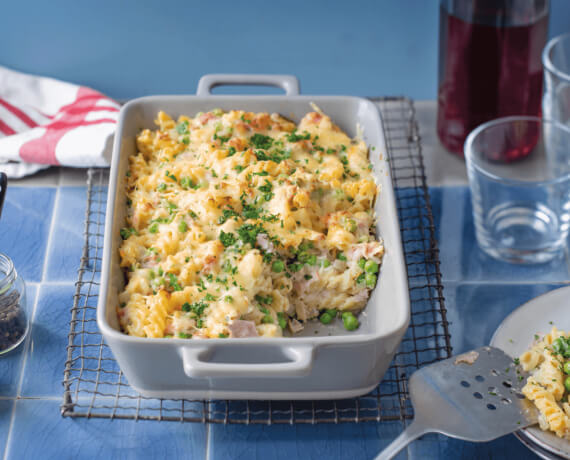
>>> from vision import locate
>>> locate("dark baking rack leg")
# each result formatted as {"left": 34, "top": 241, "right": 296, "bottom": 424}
{"left": 61, "top": 97, "right": 451, "bottom": 423}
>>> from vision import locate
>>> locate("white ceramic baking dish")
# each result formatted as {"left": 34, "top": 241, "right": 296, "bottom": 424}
{"left": 97, "top": 74, "right": 410, "bottom": 400}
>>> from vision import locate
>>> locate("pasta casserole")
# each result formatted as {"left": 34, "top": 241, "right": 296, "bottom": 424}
{"left": 117, "top": 108, "right": 383, "bottom": 339}
{"left": 519, "top": 326, "right": 570, "bottom": 439}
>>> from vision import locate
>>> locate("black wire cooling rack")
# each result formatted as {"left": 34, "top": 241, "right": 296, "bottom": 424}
{"left": 61, "top": 97, "right": 451, "bottom": 424}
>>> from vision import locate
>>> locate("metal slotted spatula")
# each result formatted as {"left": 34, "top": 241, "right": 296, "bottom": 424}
{"left": 375, "top": 347, "right": 538, "bottom": 460}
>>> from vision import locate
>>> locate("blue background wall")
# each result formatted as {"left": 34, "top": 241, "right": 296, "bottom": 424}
{"left": 1, "top": 0, "right": 568, "bottom": 99}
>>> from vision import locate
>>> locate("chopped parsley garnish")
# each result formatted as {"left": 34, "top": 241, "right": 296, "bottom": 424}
{"left": 219, "top": 230, "right": 237, "bottom": 247}
{"left": 258, "top": 179, "right": 273, "bottom": 193}
{"left": 148, "top": 222, "right": 159, "bottom": 234}
{"left": 165, "top": 170, "right": 178, "bottom": 182}
{"left": 257, "top": 179, "right": 274, "bottom": 201}
{"left": 167, "top": 273, "right": 182, "bottom": 291}
{"left": 213, "top": 133, "right": 230, "bottom": 144}
{"left": 286, "top": 131, "right": 310, "bottom": 142}
{"left": 261, "top": 213, "right": 279, "bottom": 223}
{"left": 222, "top": 259, "right": 238, "bottom": 274}
{"left": 552, "top": 336, "right": 570, "bottom": 358}
{"left": 255, "top": 149, "right": 291, "bottom": 164}
{"left": 178, "top": 220, "right": 188, "bottom": 233}
{"left": 234, "top": 165, "right": 245, "bottom": 173}
{"left": 189, "top": 210, "right": 198, "bottom": 219}
{"left": 180, "top": 177, "right": 200, "bottom": 190}
{"left": 178, "top": 332, "right": 192, "bottom": 339}
{"left": 237, "top": 223, "right": 266, "bottom": 246}
{"left": 250, "top": 133, "right": 274, "bottom": 150}
{"left": 120, "top": 227, "right": 137, "bottom": 240}
{"left": 242, "top": 204, "right": 261, "bottom": 220}
{"left": 225, "top": 295, "right": 234, "bottom": 303}
{"left": 182, "top": 300, "right": 208, "bottom": 317}
{"left": 218, "top": 207, "right": 239, "bottom": 224}
{"left": 227, "top": 146, "right": 236, "bottom": 156}
{"left": 204, "top": 293, "right": 217, "bottom": 301}
{"left": 218, "top": 333, "right": 229, "bottom": 338}
{"left": 253, "top": 171, "right": 269, "bottom": 176}
{"left": 157, "top": 183, "right": 167, "bottom": 192}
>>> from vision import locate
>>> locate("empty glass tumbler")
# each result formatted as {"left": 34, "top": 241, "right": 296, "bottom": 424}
{"left": 465, "top": 117, "right": 570, "bottom": 264}
{"left": 438, "top": 0, "right": 549, "bottom": 154}
{"left": 543, "top": 33, "right": 570, "bottom": 127}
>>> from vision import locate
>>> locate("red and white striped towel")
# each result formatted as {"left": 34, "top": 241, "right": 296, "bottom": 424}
{"left": 0, "top": 65, "right": 120, "bottom": 178}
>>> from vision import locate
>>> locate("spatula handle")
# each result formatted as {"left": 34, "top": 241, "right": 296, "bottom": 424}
{"left": 374, "top": 420, "right": 430, "bottom": 460}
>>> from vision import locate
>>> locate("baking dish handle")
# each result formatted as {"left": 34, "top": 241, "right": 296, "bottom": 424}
{"left": 196, "top": 74, "right": 300, "bottom": 96}
{"left": 181, "top": 344, "right": 314, "bottom": 378}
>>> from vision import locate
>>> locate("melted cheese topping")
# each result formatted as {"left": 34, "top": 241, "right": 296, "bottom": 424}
{"left": 117, "top": 109, "right": 383, "bottom": 339}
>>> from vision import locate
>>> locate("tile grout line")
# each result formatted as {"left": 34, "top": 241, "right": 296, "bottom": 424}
{"left": 27, "top": 281, "right": 80, "bottom": 288}
{"left": 40, "top": 186, "right": 61, "bottom": 283}
{"left": 2, "top": 273, "right": 42, "bottom": 460}
{"left": 205, "top": 423, "right": 212, "bottom": 460}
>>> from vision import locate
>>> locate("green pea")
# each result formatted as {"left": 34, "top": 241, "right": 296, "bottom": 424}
{"left": 277, "top": 312, "right": 287, "bottom": 329}
{"left": 337, "top": 252, "right": 347, "bottom": 261}
{"left": 342, "top": 312, "right": 359, "bottom": 331}
{"left": 321, "top": 259, "right": 331, "bottom": 268}
{"left": 365, "top": 273, "right": 377, "bottom": 288}
{"left": 564, "top": 362, "right": 570, "bottom": 375}
{"left": 319, "top": 312, "right": 333, "bottom": 324}
{"left": 306, "top": 254, "right": 317, "bottom": 266}
{"left": 272, "top": 260, "right": 285, "bottom": 273}
{"left": 358, "top": 258, "right": 366, "bottom": 269}
{"left": 149, "top": 222, "right": 159, "bottom": 234}
{"left": 365, "top": 260, "right": 379, "bottom": 274}
{"left": 178, "top": 220, "right": 188, "bottom": 233}
{"left": 326, "top": 309, "right": 337, "bottom": 318}
{"left": 565, "top": 376, "right": 570, "bottom": 393}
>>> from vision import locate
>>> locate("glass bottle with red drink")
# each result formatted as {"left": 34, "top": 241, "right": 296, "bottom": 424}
{"left": 437, "top": 0, "right": 549, "bottom": 157}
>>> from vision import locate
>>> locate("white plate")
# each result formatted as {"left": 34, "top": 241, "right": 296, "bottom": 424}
{"left": 490, "top": 285, "right": 570, "bottom": 460}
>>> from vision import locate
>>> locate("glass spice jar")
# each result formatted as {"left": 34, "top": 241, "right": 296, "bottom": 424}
{"left": 0, "top": 253, "right": 28, "bottom": 355}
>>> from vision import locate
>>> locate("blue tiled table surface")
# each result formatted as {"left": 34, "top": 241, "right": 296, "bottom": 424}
{"left": 2, "top": 103, "right": 568, "bottom": 459}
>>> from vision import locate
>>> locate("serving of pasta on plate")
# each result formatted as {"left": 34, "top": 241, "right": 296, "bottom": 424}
{"left": 519, "top": 326, "right": 570, "bottom": 439}
{"left": 116, "top": 108, "right": 383, "bottom": 340}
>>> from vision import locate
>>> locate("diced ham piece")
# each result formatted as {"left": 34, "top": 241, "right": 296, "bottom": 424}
{"left": 199, "top": 112, "right": 215, "bottom": 125}
{"left": 228, "top": 320, "right": 258, "bottom": 338}
{"left": 347, "top": 242, "right": 383, "bottom": 261}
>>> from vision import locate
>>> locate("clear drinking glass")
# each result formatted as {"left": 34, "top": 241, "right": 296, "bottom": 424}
{"left": 543, "top": 33, "right": 570, "bottom": 127}
{"left": 465, "top": 117, "right": 570, "bottom": 264}
{"left": 438, "top": 0, "right": 549, "bottom": 155}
